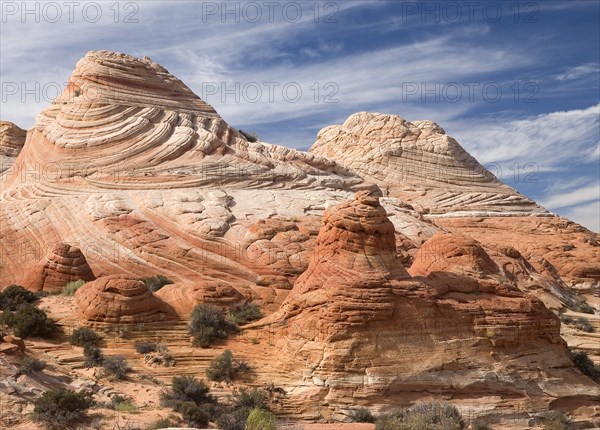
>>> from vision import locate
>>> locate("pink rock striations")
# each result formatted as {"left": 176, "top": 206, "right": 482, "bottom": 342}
{"left": 20, "top": 243, "right": 95, "bottom": 293}
{"left": 260, "top": 192, "right": 599, "bottom": 422}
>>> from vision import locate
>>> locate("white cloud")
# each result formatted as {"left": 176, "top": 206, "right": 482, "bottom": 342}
{"left": 446, "top": 104, "right": 600, "bottom": 169}
{"left": 555, "top": 63, "right": 600, "bottom": 81}
{"left": 540, "top": 182, "right": 599, "bottom": 209}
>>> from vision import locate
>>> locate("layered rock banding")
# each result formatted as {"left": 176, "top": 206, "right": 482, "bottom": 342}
{"left": 0, "top": 51, "right": 598, "bottom": 427}
{"left": 0, "top": 121, "right": 26, "bottom": 176}
{"left": 20, "top": 243, "right": 96, "bottom": 293}
{"left": 254, "top": 192, "right": 600, "bottom": 424}
{"left": 74, "top": 275, "right": 175, "bottom": 323}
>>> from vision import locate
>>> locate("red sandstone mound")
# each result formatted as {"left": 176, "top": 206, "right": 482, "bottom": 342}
{"left": 255, "top": 192, "right": 600, "bottom": 422}
{"left": 74, "top": 275, "right": 175, "bottom": 323}
{"left": 20, "top": 243, "right": 95, "bottom": 293}
{"left": 156, "top": 280, "right": 245, "bottom": 317}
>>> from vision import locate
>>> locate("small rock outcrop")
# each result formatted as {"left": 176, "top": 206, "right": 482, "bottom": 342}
{"left": 74, "top": 275, "right": 175, "bottom": 323}
{"left": 21, "top": 243, "right": 95, "bottom": 293}
{"left": 0, "top": 121, "right": 26, "bottom": 176}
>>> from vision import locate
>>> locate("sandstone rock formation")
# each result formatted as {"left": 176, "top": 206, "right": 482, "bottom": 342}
{"left": 0, "top": 121, "right": 26, "bottom": 176}
{"left": 254, "top": 192, "right": 600, "bottom": 424}
{"left": 20, "top": 243, "right": 95, "bottom": 293}
{"left": 0, "top": 51, "right": 598, "bottom": 427}
{"left": 74, "top": 275, "right": 175, "bottom": 323}
{"left": 310, "top": 112, "right": 545, "bottom": 215}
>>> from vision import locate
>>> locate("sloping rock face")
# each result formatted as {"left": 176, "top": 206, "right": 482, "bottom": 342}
{"left": 74, "top": 275, "right": 175, "bottom": 323}
{"left": 260, "top": 193, "right": 599, "bottom": 423}
{"left": 310, "top": 112, "right": 600, "bottom": 287}
{"left": 310, "top": 112, "right": 545, "bottom": 215}
{"left": 20, "top": 243, "right": 95, "bottom": 293}
{"left": 0, "top": 51, "right": 381, "bottom": 308}
{"left": 0, "top": 121, "right": 26, "bottom": 176}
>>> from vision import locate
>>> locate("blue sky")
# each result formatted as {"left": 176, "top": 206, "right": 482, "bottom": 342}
{"left": 1, "top": 0, "right": 599, "bottom": 230}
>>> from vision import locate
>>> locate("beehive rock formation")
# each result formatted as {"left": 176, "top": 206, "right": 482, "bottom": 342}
{"left": 0, "top": 121, "right": 26, "bottom": 176}
{"left": 20, "top": 243, "right": 95, "bottom": 293}
{"left": 258, "top": 192, "right": 600, "bottom": 422}
{"left": 74, "top": 275, "right": 175, "bottom": 323}
{"left": 310, "top": 112, "right": 545, "bottom": 215}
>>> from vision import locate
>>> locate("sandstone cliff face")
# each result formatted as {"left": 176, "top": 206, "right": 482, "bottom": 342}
{"left": 255, "top": 192, "right": 599, "bottom": 423}
{"left": 0, "top": 121, "right": 26, "bottom": 176}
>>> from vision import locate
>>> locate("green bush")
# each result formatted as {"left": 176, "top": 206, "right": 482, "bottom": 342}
{"left": 102, "top": 355, "right": 131, "bottom": 380}
{"left": 111, "top": 395, "right": 138, "bottom": 412}
{"left": 83, "top": 344, "right": 104, "bottom": 368}
{"left": 62, "top": 280, "right": 85, "bottom": 296}
{"left": 134, "top": 340, "right": 159, "bottom": 354}
{"left": 176, "top": 401, "right": 209, "bottom": 427}
{"left": 233, "top": 387, "right": 269, "bottom": 410}
{"left": 246, "top": 408, "right": 276, "bottom": 430}
{"left": 0, "top": 285, "right": 36, "bottom": 310}
{"left": 70, "top": 327, "right": 101, "bottom": 347}
{"left": 376, "top": 403, "right": 465, "bottom": 430}
{"left": 573, "top": 295, "right": 595, "bottom": 314}
{"left": 140, "top": 275, "right": 174, "bottom": 293}
{"left": 206, "top": 349, "right": 236, "bottom": 381}
{"left": 228, "top": 301, "right": 263, "bottom": 325}
{"left": 575, "top": 317, "right": 595, "bottom": 333}
{"left": 188, "top": 304, "right": 237, "bottom": 348}
{"left": 473, "top": 424, "right": 491, "bottom": 430}
{"left": 33, "top": 388, "right": 93, "bottom": 429}
{"left": 572, "top": 350, "right": 600, "bottom": 383}
{"left": 19, "top": 356, "right": 46, "bottom": 374}
{"left": 351, "top": 407, "right": 376, "bottom": 423}
{"left": 539, "top": 411, "right": 570, "bottom": 430}
{"left": 0, "top": 302, "right": 56, "bottom": 338}
{"left": 216, "top": 407, "right": 250, "bottom": 430}
{"left": 159, "top": 375, "right": 213, "bottom": 407}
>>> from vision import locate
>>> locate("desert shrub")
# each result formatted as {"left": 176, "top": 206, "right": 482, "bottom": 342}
{"left": 228, "top": 301, "right": 263, "bottom": 325}
{"left": 83, "top": 344, "right": 104, "bottom": 367}
{"left": 206, "top": 349, "right": 237, "bottom": 381}
{"left": 233, "top": 387, "right": 269, "bottom": 410}
{"left": 110, "top": 395, "right": 138, "bottom": 412}
{"left": 102, "top": 355, "right": 131, "bottom": 380}
{"left": 574, "top": 317, "right": 595, "bottom": 333}
{"left": 560, "top": 314, "right": 574, "bottom": 325}
{"left": 134, "top": 340, "right": 159, "bottom": 354}
{"left": 473, "top": 424, "right": 491, "bottom": 430}
{"left": 238, "top": 129, "right": 258, "bottom": 142}
{"left": 216, "top": 407, "right": 250, "bottom": 430}
{"left": 176, "top": 401, "right": 210, "bottom": 427}
{"left": 0, "top": 285, "right": 36, "bottom": 310}
{"left": 188, "top": 303, "right": 237, "bottom": 348}
{"left": 32, "top": 388, "right": 93, "bottom": 429}
{"left": 351, "top": 407, "right": 376, "bottom": 423}
{"left": 246, "top": 407, "right": 277, "bottom": 430}
{"left": 572, "top": 350, "right": 600, "bottom": 383}
{"left": 159, "top": 375, "right": 213, "bottom": 407}
{"left": 571, "top": 292, "right": 595, "bottom": 314}
{"left": 0, "top": 302, "right": 56, "bottom": 338}
{"left": 62, "top": 279, "right": 85, "bottom": 296}
{"left": 140, "top": 275, "right": 173, "bottom": 293}
{"left": 376, "top": 403, "right": 465, "bottom": 430}
{"left": 19, "top": 356, "right": 46, "bottom": 374}
{"left": 70, "top": 327, "right": 100, "bottom": 347}
{"left": 539, "top": 411, "right": 570, "bottom": 430}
